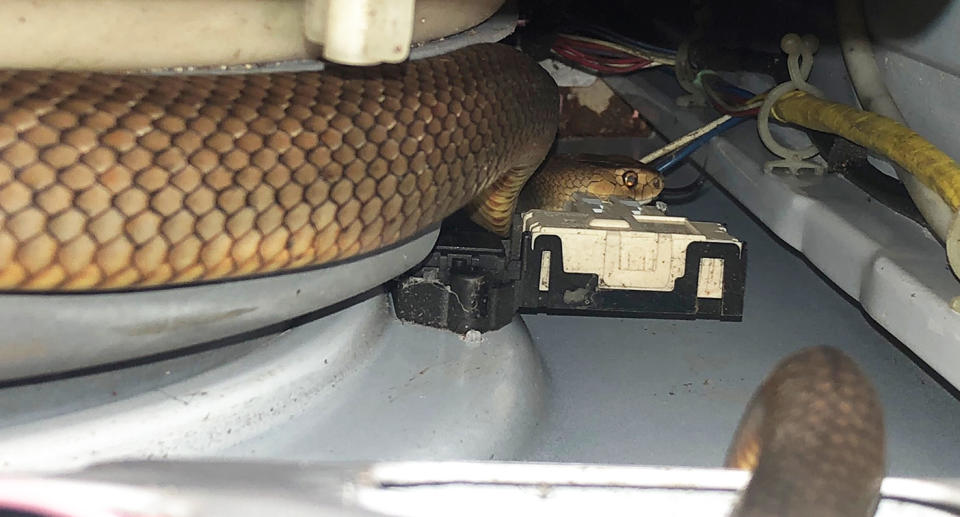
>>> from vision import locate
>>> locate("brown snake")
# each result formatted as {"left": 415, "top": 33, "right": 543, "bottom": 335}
{"left": 0, "top": 42, "right": 885, "bottom": 515}
{"left": 0, "top": 44, "right": 557, "bottom": 290}
{"left": 727, "top": 347, "right": 885, "bottom": 517}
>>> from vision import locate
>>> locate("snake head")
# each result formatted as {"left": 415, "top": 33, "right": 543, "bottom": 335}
{"left": 564, "top": 154, "right": 664, "bottom": 204}
{"left": 597, "top": 166, "right": 664, "bottom": 204}
{"left": 620, "top": 168, "right": 664, "bottom": 201}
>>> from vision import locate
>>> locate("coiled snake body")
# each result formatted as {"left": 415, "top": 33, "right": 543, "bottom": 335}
{"left": 0, "top": 43, "right": 884, "bottom": 516}
{"left": 0, "top": 44, "right": 557, "bottom": 291}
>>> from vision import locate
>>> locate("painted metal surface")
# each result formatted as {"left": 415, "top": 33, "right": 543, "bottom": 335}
{"left": 0, "top": 229, "right": 439, "bottom": 381}
{"left": 3, "top": 461, "right": 959, "bottom": 516}
{"left": 866, "top": 0, "right": 960, "bottom": 77}
{"left": 816, "top": 0, "right": 960, "bottom": 115}
{"left": 355, "top": 462, "right": 958, "bottom": 517}
{"left": 0, "top": 292, "right": 545, "bottom": 472}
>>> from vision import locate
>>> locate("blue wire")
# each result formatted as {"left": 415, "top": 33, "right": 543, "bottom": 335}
{"left": 654, "top": 117, "right": 746, "bottom": 173}
{"left": 714, "top": 83, "right": 757, "bottom": 101}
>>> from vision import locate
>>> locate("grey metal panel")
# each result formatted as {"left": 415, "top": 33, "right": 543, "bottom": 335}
{"left": 0, "top": 292, "right": 546, "bottom": 472}
{"left": 873, "top": 49, "right": 960, "bottom": 168}
{"left": 227, "top": 314, "right": 545, "bottom": 463}
{"left": 11, "top": 461, "right": 960, "bottom": 517}
{"left": 0, "top": 229, "right": 438, "bottom": 381}
{"left": 861, "top": 0, "right": 960, "bottom": 171}
{"left": 865, "top": 0, "right": 960, "bottom": 76}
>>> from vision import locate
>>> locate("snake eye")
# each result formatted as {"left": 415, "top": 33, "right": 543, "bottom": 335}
{"left": 622, "top": 171, "right": 639, "bottom": 188}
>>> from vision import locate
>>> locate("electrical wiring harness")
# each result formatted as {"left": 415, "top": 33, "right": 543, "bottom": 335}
{"left": 550, "top": 24, "right": 676, "bottom": 74}
{"left": 544, "top": 21, "right": 960, "bottom": 276}
{"left": 547, "top": 24, "right": 748, "bottom": 178}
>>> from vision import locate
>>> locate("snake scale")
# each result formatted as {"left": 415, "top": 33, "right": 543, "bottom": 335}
{"left": 0, "top": 44, "right": 557, "bottom": 291}
{"left": 0, "top": 42, "right": 885, "bottom": 516}
{"left": 727, "top": 347, "right": 885, "bottom": 517}
{"left": 520, "top": 153, "right": 663, "bottom": 211}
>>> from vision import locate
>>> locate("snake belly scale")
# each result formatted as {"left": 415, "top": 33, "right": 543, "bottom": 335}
{"left": 0, "top": 44, "right": 557, "bottom": 291}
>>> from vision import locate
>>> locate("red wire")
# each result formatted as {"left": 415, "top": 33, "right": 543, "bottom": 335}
{"left": 705, "top": 96, "right": 760, "bottom": 117}
{"left": 551, "top": 32, "right": 659, "bottom": 75}
{"left": 702, "top": 84, "right": 760, "bottom": 117}
{"left": 714, "top": 105, "right": 760, "bottom": 117}
{"left": 699, "top": 74, "right": 762, "bottom": 117}
{"left": 554, "top": 37, "right": 653, "bottom": 65}
{"left": 554, "top": 48, "right": 647, "bottom": 73}
{"left": 554, "top": 36, "right": 636, "bottom": 57}
{"left": 552, "top": 44, "right": 651, "bottom": 73}
{"left": 553, "top": 44, "right": 634, "bottom": 64}
{"left": 550, "top": 32, "right": 659, "bottom": 75}
{"left": 554, "top": 34, "right": 759, "bottom": 114}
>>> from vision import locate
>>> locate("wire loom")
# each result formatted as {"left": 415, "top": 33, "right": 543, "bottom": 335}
{"left": 774, "top": 91, "right": 960, "bottom": 211}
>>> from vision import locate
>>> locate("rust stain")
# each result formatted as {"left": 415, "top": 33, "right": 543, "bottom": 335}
{"left": 559, "top": 81, "right": 650, "bottom": 138}
{"left": 0, "top": 340, "right": 48, "bottom": 362}
{"left": 117, "top": 307, "right": 256, "bottom": 336}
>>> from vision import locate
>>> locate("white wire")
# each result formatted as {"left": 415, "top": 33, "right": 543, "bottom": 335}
{"left": 640, "top": 115, "right": 733, "bottom": 164}
{"left": 836, "top": 0, "right": 953, "bottom": 241}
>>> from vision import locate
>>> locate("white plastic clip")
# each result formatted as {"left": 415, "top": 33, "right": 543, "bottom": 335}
{"left": 757, "top": 34, "right": 826, "bottom": 174}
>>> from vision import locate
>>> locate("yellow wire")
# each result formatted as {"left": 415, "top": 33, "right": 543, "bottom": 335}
{"left": 774, "top": 90, "right": 960, "bottom": 210}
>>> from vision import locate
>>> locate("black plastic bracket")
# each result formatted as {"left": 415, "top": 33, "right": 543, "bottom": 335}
{"left": 390, "top": 215, "right": 746, "bottom": 333}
